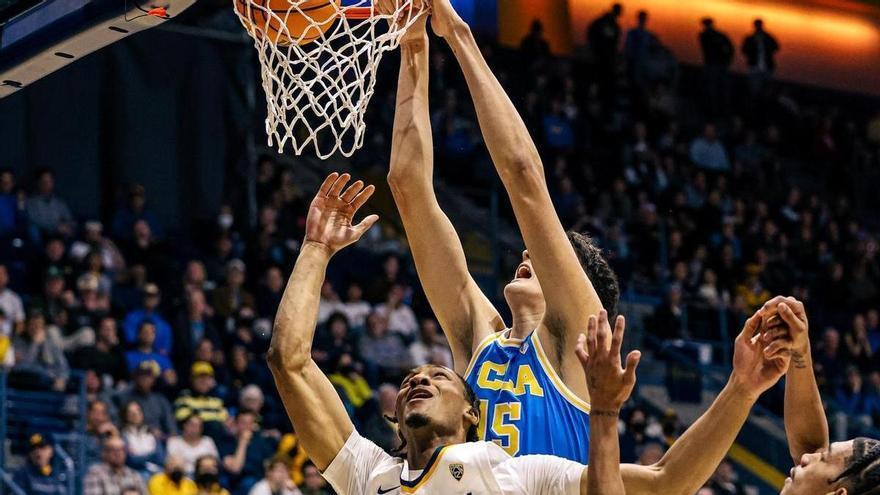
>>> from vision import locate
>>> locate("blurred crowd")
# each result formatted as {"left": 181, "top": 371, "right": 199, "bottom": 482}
{"left": 2, "top": 3, "right": 880, "bottom": 495}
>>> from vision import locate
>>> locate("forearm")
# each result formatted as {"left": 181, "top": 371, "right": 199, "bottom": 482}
{"left": 785, "top": 344, "right": 828, "bottom": 462}
{"left": 269, "top": 242, "right": 331, "bottom": 369}
{"left": 445, "top": 25, "right": 542, "bottom": 182}
{"left": 588, "top": 411, "right": 625, "bottom": 495}
{"left": 653, "top": 380, "right": 756, "bottom": 495}
{"left": 388, "top": 35, "right": 433, "bottom": 192}
{"left": 223, "top": 441, "right": 249, "bottom": 473}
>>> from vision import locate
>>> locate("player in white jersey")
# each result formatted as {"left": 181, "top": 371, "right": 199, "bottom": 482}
{"left": 267, "top": 172, "right": 792, "bottom": 495}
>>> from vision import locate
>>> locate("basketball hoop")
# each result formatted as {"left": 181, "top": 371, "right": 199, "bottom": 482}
{"left": 233, "top": 0, "right": 425, "bottom": 158}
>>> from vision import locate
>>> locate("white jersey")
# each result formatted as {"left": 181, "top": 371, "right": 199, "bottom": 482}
{"left": 323, "top": 431, "right": 584, "bottom": 495}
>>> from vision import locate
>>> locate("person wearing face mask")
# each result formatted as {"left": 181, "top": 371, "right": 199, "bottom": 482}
{"left": 148, "top": 455, "right": 196, "bottom": 495}
{"left": 619, "top": 406, "right": 661, "bottom": 463}
{"left": 757, "top": 296, "right": 880, "bottom": 495}
{"left": 193, "top": 455, "right": 230, "bottom": 495}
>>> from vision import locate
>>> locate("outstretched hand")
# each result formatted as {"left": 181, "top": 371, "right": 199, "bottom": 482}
{"left": 576, "top": 310, "right": 641, "bottom": 412}
{"left": 428, "top": 0, "right": 466, "bottom": 39}
{"left": 304, "top": 173, "right": 379, "bottom": 256}
{"left": 730, "top": 312, "right": 791, "bottom": 399}
{"left": 375, "top": 0, "right": 427, "bottom": 43}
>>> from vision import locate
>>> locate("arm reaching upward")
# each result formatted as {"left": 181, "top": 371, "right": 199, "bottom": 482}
{"left": 267, "top": 173, "right": 379, "bottom": 471}
{"left": 430, "top": 0, "right": 603, "bottom": 388}
{"left": 385, "top": 5, "right": 502, "bottom": 373}
{"left": 760, "top": 296, "right": 829, "bottom": 463}
{"left": 577, "top": 311, "right": 640, "bottom": 495}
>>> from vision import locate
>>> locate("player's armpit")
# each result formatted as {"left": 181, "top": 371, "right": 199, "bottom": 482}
{"left": 269, "top": 359, "right": 354, "bottom": 471}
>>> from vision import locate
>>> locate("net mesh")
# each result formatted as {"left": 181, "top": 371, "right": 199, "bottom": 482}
{"left": 234, "top": 0, "right": 423, "bottom": 158}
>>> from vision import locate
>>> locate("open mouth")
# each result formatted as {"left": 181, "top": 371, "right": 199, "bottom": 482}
{"left": 407, "top": 387, "right": 433, "bottom": 403}
{"left": 514, "top": 263, "right": 532, "bottom": 280}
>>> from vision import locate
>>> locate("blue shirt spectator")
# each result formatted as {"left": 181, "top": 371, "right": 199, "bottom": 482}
{"left": 690, "top": 123, "right": 730, "bottom": 171}
{"left": 125, "top": 321, "right": 174, "bottom": 375}
{"left": 13, "top": 434, "right": 69, "bottom": 495}
{"left": 25, "top": 168, "right": 75, "bottom": 238}
{"left": 123, "top": 283, "right": 173, "bottom": 355}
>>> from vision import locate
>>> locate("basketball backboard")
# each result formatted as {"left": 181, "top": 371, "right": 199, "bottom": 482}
{"left": 0, "top": 0, "right": 196, "bottom": 98}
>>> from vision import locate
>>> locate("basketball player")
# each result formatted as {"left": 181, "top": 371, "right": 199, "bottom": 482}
{"left": 385, "top": 0, "right": 616, "bottom": 462}
{"left": 754, "top": 296, "right": 880, "bottom": 495}
{"left": 268, "top": 172, "right": 791, "bottom": 494}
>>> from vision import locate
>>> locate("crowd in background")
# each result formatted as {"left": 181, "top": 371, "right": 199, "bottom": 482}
{"left": 1, "top": 3, "right": 880, "bottom": 495}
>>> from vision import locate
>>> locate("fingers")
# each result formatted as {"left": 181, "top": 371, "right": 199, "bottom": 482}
{"left": 575, "top": 333, "right": 589, "bottom": 367}
{"left": 763, "top": 338, "right": 792, "bottom": 360}
{"left": 341, "top": 180, "right": 365, "bottom": 203}
{"left": 611, "top": 314, "right": 626, "bottom": 358}
{"left": 737, "top": 313, "right": 761, "bottom": 345}
{"left": 587, "top": 315, "right": 598, "bottom": 359}
{"left": 328, "top": 173, "right": 350, "bottom": 197}
{"left": 318, "top": 172, "right": 340, "bottom": 196}
{"left": 350, "top": 184, "right": 376, "bottom": 211}
{"left": 624, "top": 350, "right": 641, "bottom": 384}
{"left": 595, "top": 312, "right": 609, "bottom": 356}
{"left": 777, "top": 302, "right": 805, "bottom": 328}
{"left": 354, "top": 214, "right": 379, "bottom": 235}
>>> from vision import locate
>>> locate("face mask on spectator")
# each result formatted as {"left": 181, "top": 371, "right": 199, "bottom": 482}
{"left": 169, "top": 469, "right": 184, "bottom": 484}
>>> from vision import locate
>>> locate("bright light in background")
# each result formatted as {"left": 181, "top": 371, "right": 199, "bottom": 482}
{"left": 565, "top": 0, "right": 880, "bottom": 95}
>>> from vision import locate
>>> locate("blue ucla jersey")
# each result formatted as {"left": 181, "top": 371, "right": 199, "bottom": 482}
{"left": 464, "top": 330, "right": 591, "bottom": 464}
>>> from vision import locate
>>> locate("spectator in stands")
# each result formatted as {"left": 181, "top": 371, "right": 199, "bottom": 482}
{"left": 193, "top": 455, "right": 229, "bottom": 495}
{"left": 619, "top": 406, "right": 661, "bottom": 463}
{"left": 360, "top": 383, "right": 399, "bottom": 453}
{"left": 0, "top": 310, "right": 12, "bottom": 368}
{"left": 298, "top": 462, "right": 330, "bottom": 495}
{"left": 374, "top": 284, "right": 418, "bottom": 341}
{"left": 636, "top": 442, "right": 665, "bottom": 465}
{"left": 0, "top": 168, "right": 24, "bottom": 238}
{"left": 708, "top": 460, "right": 745, "bottom": 495}
{"left": 113, "top": 184, "right": 162, "bottom": 242}
{"left": 867, "top": 308, "right": 880, "bottom": 353}
{"left": 587, "top": 3, "right": 623, "bottom": 77}
{"left": 125, "top": 321, "right": 175, "bottom": 380}
{"left": 13, "top": 433, "right": 68, "bottom": 495}
{"left": 409, "top": 318, "right": 453, "bottom": 368}
{"left": 174, "top": 289, "right": 220, "bottom": 371}
{"left": 26, "top": 168, "right": 74, "bottom": 239}
{"left": 73, "top": 316, "right": 128, "bottom": 384}
{"left": 120, "top": 401, "right": 165, "bottom": 478}
{"left": 61, "top": 274, "right": 106, "bottom": 351}
{"left": 115, "top": 361, "right": 178, "bottom": 436}
{"left": 255, "top": 266, "right": 284, "bottom": 319}
{"left": 13, "top": 310, "right": 69, "bottom": 390}
{"left": 220, "top": 410, "right": 277, "bottom": 494}
{"left": 83, "top": 435, "right": 147, "bottom": 495}
{"left": 174, "top": 361, "right": 228, "bottom": 439}
{"left": 328, "top": 352, "right": 373, "bottom": 419}
{"left": 741, "top": 19, "right": 779, "bottom": 98}
{"left": 519, "top": 19, "right": 550, "bottom": 63}
{"left": 212, "top": 259, "right": 255, "bottom": 321}
{"left": 358, "top": 311, "right": 412, "bottom": 385}
{"left": 365, "top": 254, "right": 403, "bottom": 303}
{"left": 228, "top": 347, "right": 272, "bottom": 400}
{"left": 181, "top": 260, "right": 214, "bottom": 297}
{"left": 148, "top": 454, "right": 196, "bottom": 495}
{"left": 690, "top": 123, "right": 730, "bottom": 171}
{"left": 123, "top": 221, "right": 169, "bottom": 286}
{"left": 316, "top": 281, "right": 343, "bottom": 325}
{"left": 698, "top": 18, "right": 733, "bottom": 116}
{"left": 123, "top": 283, "right": 172, "bottom": 355}
{"left": 844, "top": 313, "right": 874, "bottom": 373}
{"left": 542, "top": 100, "right": 575, "bottom": 151}
{"left": 167, "top": 414, "right": 220, "bottom": 477}
{"left": 833, "top": 366, "right": 880, "bottom": 440}
{"left": 624, "top": 10, "right": 655, "bottom": 90}
{"left": 0, "top": 264, "right": 24, "bottom": 336}
{"left": 237, "top": 385, "right": 282, "bottom": 435}
{"left": 85, "top": 399, "right": 120, "bottom": 466}
{"left": 248, "top": 456, "right": 301, "bottom": 495}
{"left": 312, "top": 312, "right": 357, "bottom": 372}
{"left": 649, "top": 285, "right": 684, "bottom": 340}
{"left": 815, "top": 327, "right": 845, "bottom": 392}
{"left": 340, "top": 282, "right": 371, "bottom": 330}
{"left": 70, "top": 221, "right": 126, "bottom": 278}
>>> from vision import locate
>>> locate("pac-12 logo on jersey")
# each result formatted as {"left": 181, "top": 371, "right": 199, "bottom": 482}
{"left": 449, "top": 463, "right": 464, "bottom": 481}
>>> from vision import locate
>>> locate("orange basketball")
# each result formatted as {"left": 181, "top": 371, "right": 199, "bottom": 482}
{"left": 235, "top": 0, "right": 337, "bottom": 46}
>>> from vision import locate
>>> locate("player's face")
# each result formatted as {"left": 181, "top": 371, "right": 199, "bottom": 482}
{"left": 780, "top": 441, "right": 852, "bottom": 495}
{"left": 503, "top": 250, "right": 544, "bottom": 307}
{"left": 396, "top": 365, "right": 475, "bottom": 439}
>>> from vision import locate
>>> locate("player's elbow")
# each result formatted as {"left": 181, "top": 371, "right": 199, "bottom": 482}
{"left": 497, "top": 153, "right": 546, "bottom": 192}
{"left": 651, "top": 463, "right": 696, "bottom": 495}
{"left": 266, "top": 338, "right": 311, "bottom": 375}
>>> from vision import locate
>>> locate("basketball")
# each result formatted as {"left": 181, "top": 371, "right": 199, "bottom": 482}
{"left": 234, "top": 0, "right": 337, "bottom": 46}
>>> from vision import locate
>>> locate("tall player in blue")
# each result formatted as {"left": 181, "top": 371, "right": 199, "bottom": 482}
{"left": 386, "top": 0, "right": 623, "bottom": 463}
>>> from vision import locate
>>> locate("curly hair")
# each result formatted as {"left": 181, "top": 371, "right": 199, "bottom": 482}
{"left": 566, "top": 231, "right": 620, "bottom": 320}
{"left": 833, "top": 437, "right": 880, "bottom": 495}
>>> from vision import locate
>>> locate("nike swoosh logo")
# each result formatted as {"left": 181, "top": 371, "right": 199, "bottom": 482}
{"left": 377, "top": 487, "right": 400, "bottom": 494}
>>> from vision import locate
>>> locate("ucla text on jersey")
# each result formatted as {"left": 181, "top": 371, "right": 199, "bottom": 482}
{"left": 464, "top": 330, "right": 591, "bottom": 463}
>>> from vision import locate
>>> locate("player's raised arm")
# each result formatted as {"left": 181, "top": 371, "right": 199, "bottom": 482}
{"left": 577, "top": 311, "right": 640, "bottom": 495}
{"left": 267, "top": 173, "right": 379, "bottom": 471}
{"left": 384, "top": 1, "right": 501, "bottom": 372}
{"left": 760, "top": 296, "right": 829, "bottom": 463}
{"left": 430, "top": 0, "right": 602, "bottom": 338}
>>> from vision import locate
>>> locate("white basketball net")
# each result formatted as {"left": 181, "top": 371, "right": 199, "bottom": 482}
{"left": 234, "top": 1, "right": 424, "bottom": 158}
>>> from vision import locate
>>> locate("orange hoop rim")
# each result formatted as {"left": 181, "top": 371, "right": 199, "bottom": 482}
{"left": 342, "top": 6, "right": 373, "bottom": 19}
